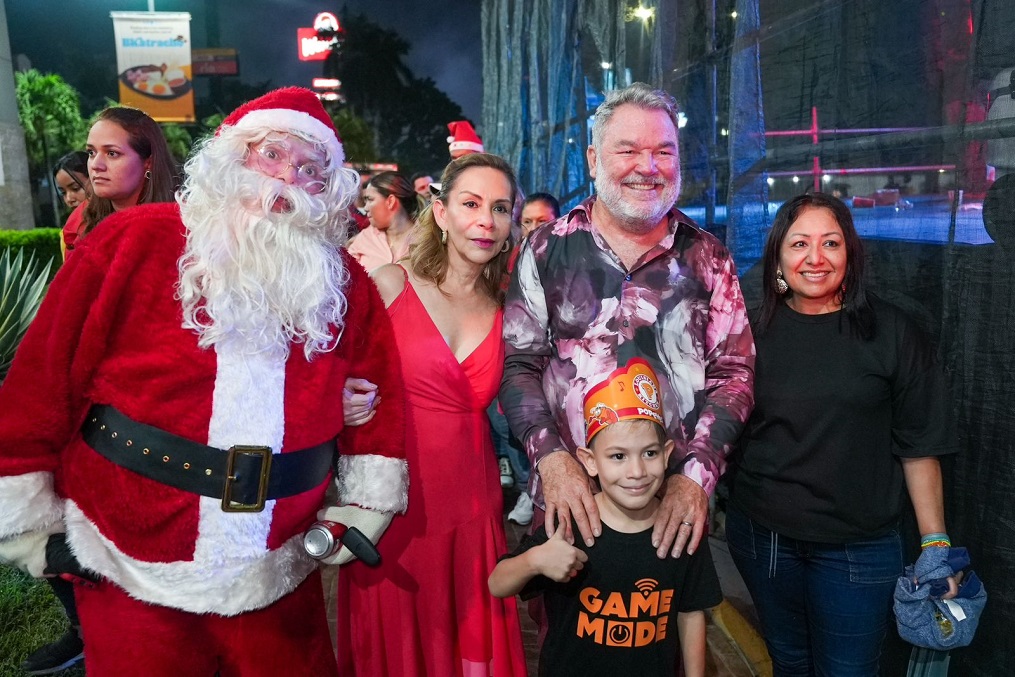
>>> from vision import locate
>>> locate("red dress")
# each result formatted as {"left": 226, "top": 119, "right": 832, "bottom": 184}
{"left": 337, "top": 273, "right": 527, "bottom": 676}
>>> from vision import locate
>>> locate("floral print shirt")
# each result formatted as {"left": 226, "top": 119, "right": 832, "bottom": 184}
{"left": 500, "top": 197, "right": 755, "bottom": 509}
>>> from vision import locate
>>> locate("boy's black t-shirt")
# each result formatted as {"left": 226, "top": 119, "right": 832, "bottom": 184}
{"left": 510, "top": 521, "right": 723, "bottom": 676}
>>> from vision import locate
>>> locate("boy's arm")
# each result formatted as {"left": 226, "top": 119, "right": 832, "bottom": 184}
{"left": 676, "top": 610, "right": 707, "bottom": 677}
{"left": 489, "top": 547, "right": 543, "bottom": 598}
{"left": 488, "top": 522, "right": 588, "bottom": 598}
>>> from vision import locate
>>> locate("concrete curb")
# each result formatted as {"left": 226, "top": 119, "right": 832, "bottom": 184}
{"left": 709, "top": 599, "right": 772, "bottom": 677}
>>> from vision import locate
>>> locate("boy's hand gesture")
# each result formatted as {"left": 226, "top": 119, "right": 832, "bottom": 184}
{"left": 533, "top": 522, "right": 589, "bottom": 583}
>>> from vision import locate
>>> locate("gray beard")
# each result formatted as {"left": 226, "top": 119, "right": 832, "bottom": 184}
{"left": 593, "top": 170, "right": 679, "bottom": 233}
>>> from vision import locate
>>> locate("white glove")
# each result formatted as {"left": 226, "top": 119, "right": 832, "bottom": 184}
{"left": 316, "top": 504, "right": 393, "bottom": 566}
{"left": 0, "top": 528, "right": 61, "bottom": 578}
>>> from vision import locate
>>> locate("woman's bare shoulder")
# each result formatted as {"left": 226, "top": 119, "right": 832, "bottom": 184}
{"left": 369, "top": 263, "right": 408, "bottom": 307}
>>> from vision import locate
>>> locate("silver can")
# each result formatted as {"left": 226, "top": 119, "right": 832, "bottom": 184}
{"left": 303, "top": 520, "right": 347, "bottom": 560}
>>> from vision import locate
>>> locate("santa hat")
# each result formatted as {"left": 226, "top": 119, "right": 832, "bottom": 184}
{"left": 447, "top": 120, "right": 484, "bottom": 155}
{"left": 583, "top": 358, "right": 664, "bottom": 444}
{"left": 220, "top": 87, "right": 345, "bottom": 165}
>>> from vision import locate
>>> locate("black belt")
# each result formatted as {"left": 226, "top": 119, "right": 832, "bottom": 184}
{"left": 82, "top": 405, "right": 335, "bottom": 513}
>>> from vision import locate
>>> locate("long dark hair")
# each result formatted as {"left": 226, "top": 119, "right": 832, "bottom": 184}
{"left": 757, "top": 192, "right": 876, "bottom": 339}
{"left": 367, "top": 171, "right": 424, "bottom": 221}
{"left": 408, "top": 153, "right": 517, "bottom": 305}
{"left": 81, "top": 107, "right": 179, "bottom": 235}
{"left": 53, "top": 151, "right": 89, "bottom": 184}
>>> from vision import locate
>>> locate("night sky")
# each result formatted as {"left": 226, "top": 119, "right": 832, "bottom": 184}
{"left": 6, "top": 0, "right": 483, "bottom": 121}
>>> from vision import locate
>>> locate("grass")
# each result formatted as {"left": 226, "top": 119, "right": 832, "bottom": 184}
{"left": 0, "top": 568, "right": 84, "bottom": 677}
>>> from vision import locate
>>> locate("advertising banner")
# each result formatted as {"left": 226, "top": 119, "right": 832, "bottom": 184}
{"left": 192, "top": 48, "right": 239, "bottom": 77}
{"left": 111, "top": 12, "right": 194, "bottom": 122}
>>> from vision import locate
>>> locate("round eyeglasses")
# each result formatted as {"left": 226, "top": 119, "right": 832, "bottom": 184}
{"left": 248, "top": 137, "right": 329, "bottom": 195}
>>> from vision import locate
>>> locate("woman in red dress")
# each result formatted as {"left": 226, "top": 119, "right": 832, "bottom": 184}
{"left": 337, "top": 153, "right": 527, "bottom": 676}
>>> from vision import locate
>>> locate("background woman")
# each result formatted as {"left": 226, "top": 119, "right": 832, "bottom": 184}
{"left": 726, "top": 192, "right": 957, "bottom": 676}
{"left": 337, "top": 153, "right": 527, "bottom": 676}
{"left": 347, "top": 170, "right": 421, "bottom": 272}
{"left": 52, "top": 151, "right": 92, "bottom": 257}
{"left": 79, "top": 106, "right": 177, "bottom": 240}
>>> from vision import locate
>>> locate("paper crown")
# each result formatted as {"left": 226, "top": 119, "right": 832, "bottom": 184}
{"left": 219, "top": 87, "right": 345, "bottom": 165}
{"left": 583, "top": 358, "right": 664, "bottom": 444}
{"left": 447, "top": 120, "right": 484, "bottom": 154}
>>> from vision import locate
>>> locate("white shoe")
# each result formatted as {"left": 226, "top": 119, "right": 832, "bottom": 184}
{"left": 498, "top": 458, "right": 513, "bottom": 488}
{"left": 508, "top": 492, "right": 533, "bottom": 526}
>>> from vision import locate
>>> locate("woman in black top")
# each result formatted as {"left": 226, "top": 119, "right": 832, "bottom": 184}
{"left": 726, "top": 192, "right": 957, "bottom": 676}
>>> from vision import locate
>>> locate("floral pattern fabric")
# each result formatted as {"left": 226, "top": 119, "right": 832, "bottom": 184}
{"left": 501, "top": 197, "right": 756, "bottom": 509}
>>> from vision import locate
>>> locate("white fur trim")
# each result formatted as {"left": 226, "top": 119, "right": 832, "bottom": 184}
{"left": 65, "top": 501, "right": 315, "bottom": 615}
{"left": 336, "top": 454, "right": 408, "bottom": 514}
{"left": 231, "top": 108, "right": 345, "bottom": 166}
{"left": 55, "top": 342, "right": 318, "bottom": 616}
{"left": 449, "top": 140, "right": 484, "bottom": 154}
{"left": 197, "top": 339, "right": 285, "bottom": 561}
{"left": 0, "top": 471, "right": 63, "bottom": 538}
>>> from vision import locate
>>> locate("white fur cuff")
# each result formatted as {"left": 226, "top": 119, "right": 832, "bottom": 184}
{"left": 336, "top": 454, "right": 408, "bottom": 514}
{"left": 0, "top": 471, "right": 64, "bottom": 539}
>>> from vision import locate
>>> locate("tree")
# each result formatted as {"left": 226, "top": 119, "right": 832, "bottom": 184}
{"left": 15, "top": 70, "right": 87, "bottom": 224}
{"left": 159, "top": 123, "right": 194, "bottom": 167}
{"left": 329, "top": 107, "right": 377, "bottom": 164}
{"left": 332, "top": 12, "right": 465, "bottom": 174}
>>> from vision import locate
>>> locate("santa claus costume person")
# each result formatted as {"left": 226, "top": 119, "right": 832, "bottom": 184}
{"left": 0, "top": 88, "right": 408, "bottom": 675}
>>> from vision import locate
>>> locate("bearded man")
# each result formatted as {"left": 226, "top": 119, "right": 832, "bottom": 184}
{"left": 0, "top": 88, "right": 407, "bottom": 675}
{"left": 501, "top": 83, "right": 755, "bottom": 560}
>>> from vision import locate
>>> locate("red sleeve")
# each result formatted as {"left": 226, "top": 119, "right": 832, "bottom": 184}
{"left": 334, "top": 254, "right": 409, "bottom": 513}
{"left": 0, "top": 209, "right": 147, "bottom": 537}
{"left": 62, "top": 203, "right": 87, "bottom": 252}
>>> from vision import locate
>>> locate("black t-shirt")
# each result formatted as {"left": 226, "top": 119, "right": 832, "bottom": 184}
{"left": 510, "top": 521, "right": 723, "bottom": 677}
{"left": 729, "top": 298, "right": 957, "bottom": 543}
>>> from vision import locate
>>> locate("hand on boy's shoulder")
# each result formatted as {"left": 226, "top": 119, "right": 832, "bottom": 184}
{"left": 532, "top": 521, "right": 589, "bottom": 583}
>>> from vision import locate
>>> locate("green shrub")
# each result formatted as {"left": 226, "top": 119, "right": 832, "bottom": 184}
{"left": 0, "top": 229, "right": 61, "bottom": 279}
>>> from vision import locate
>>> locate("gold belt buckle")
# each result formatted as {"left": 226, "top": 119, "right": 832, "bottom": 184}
{"left": 222, "top": 445, "right": 272, "bottom": 512}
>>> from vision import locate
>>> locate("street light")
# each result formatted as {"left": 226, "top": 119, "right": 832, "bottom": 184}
{"left": 627, "top": 5, "right": 655, "bottom": 22}
{"left": 634, "top": 6, "right": 654, "bottom": 21}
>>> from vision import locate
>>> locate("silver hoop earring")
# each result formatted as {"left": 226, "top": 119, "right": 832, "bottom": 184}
{"left": 440, "top": 229, "right": 447, "bottom": 245}
{"left": 501, "top": 240, "right": 510, "bottom": 254}
{"left": 144, "top": 170, "right": 152, "bottom": 180}
{"left": 775, "top": 270, "right": 789, "bottom": 295}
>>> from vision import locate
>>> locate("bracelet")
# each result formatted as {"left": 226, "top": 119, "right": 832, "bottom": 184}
{"left": 921, "top": 532, "right": 951, "bottom": 549}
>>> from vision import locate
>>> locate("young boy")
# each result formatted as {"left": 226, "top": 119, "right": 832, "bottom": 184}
{"left": 489, "top": 359, "right": 722, "bottom": 676}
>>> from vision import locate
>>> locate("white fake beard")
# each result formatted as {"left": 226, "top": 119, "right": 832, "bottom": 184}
{"left": 177, "top": 164, "right": 351, "bottom": 360}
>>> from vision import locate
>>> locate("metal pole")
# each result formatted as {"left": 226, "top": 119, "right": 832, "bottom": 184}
{"left": 811, "top": 106, "right": 821, "bottom": 192}
{"left": 705, "top": 0, "right": 717, "bottom": 228}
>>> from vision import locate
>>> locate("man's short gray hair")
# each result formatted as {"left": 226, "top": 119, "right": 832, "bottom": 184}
{"left": 590, "top": 83, "right": 680, "bottom": 149}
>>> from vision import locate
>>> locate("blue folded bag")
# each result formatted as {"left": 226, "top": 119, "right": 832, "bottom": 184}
{"left": 894, "top": 546, "right": 987, "bottom": 650}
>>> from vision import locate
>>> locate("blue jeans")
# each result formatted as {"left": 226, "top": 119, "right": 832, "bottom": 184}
{"left": 725, "top": 505, "right": 902, "bottom": 677}
{"left": 486, "top": 399, "right": 529, "bottom": 486}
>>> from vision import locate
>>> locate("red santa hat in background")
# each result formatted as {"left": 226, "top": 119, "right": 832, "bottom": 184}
{"left": 447, "top": 120, "right": 484, "bottom": 156}
{"left": 220, "top": 87, "right": 345, "bottom": 165}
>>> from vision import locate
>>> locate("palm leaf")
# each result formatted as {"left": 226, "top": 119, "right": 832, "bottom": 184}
{"left": 0, "top": 248, "right": 53, "bottom": 382}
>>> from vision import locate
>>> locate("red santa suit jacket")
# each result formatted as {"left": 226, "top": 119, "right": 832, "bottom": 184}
{"left": 0, "top": 202, "right": 408, "bottom": 616}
